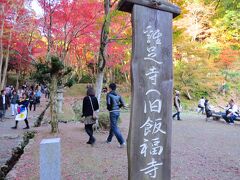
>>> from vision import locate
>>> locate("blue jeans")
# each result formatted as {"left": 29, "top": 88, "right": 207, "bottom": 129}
{"left": 222, "top": 114, "right": 236, "bottom": 123}
{"left": 107, "top": 112, "right": 124, "bottom": 145}
{"left": 173, "top": 112, "right": 180, "bottom": 120}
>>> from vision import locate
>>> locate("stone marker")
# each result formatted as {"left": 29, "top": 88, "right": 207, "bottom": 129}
{"left": 117, "top": 0, "right": 180, "bottom": 179}
{"left": 40, "top": 138, "right": 61, "bottom": 180}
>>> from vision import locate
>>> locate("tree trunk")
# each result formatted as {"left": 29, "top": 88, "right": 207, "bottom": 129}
{"left": 95, "top": 0, "right": 110, "bottom": 102}
{"left": 0, "top": 5, "right": 5, "bottom": 84}
{"left": 1, "top": 29, "right": 13, "bottom": 89}
{"left": 50, "top": 74, "right": 58, "bottom": 133}
{"left": 95, "top": 70, "right": 104, "bottom": 102}
{"left": 16, "top": 70, "right": 20, "bottom": 90}
{"left": 0, "top": 5, "right": 18, "bottom": 89}
{"left": 185, "top": 89, "right": 192, "bottom": 100}
{"left": 46, "top": 7, "right": 54, "bottom": 60}
{"left": 124, "top": 72, "right": 130, "bottom": 84}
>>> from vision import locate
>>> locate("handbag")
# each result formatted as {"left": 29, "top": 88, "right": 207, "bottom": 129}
{"left": 89, "top": 96, "right": 98, "bottom": 120}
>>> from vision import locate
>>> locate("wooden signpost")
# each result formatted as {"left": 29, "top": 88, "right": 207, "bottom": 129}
{"left": 117, "top": 0, "right": 180, "bottom": 179}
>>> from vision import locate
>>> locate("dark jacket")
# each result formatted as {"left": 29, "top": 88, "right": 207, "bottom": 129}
{"left": 0, "top": 95, "right": 10, "bottom": 110}
{"left": 18, "top": 99, "right": 29, "bottom": 108}
{"left": 174, "top": 95, "right": 181, "bottom": 112}
{"left": 11, "top": 94, "right": 19, "bottom": 104}
{"left": 82, "top": 96, "right": 99, "bottom": 117}
{"left": 204, "top": 101, "right": 212, "bottom": 118}
{"left": 29, "top": 93, "right": 37, "bottom": 104}
{"left": 106, "top": 91, "right": 125, "bottom": 112}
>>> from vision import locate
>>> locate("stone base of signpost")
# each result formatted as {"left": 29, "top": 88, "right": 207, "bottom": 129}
{"left": 40, "top": 138, "right": 61, "bottom": 180}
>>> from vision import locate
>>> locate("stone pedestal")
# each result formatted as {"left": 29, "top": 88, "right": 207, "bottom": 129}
{"left": 40, "top": 138, "right": 61, "bottom": 180}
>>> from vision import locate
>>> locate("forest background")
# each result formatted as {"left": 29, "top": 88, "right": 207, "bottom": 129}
{"left": 0, "top": 0, "right": 240, "bottom": 109}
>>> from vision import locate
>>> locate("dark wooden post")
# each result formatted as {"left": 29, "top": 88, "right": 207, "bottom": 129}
{"left": 117, "top": 1, "right": 180, "bottom": 179}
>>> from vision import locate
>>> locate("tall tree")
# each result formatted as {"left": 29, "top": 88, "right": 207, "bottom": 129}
{"left": 0, "top": 0, "right": 21, "bottom": 89}
{"left": 95, "top": 0, "right": 111, "bottom": 102}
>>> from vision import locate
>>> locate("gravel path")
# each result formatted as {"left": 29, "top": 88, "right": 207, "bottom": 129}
{"left": 5, "top": 112, "right": 240, "bottom": 180}
{"left": 172, "top": 114, "right": 240, "bottom": 180}
{"left": 0, "top": 100, "right": 47, "bottom": 168}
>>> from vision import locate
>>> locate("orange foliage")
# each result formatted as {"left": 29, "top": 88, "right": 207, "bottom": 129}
{"left": 219, "top": 48, "right": 240, "bottom": 68}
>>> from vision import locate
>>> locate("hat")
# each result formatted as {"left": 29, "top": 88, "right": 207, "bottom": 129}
{"left": 175, "top": 90, "right": 180, "bottom": 94}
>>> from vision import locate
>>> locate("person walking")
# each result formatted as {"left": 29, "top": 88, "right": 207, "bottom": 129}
{"left": 11, "top": 93, "right": 30, "bottom": 129}
{"left": 106, "top": 83, "right": 126, "bottom": 148}
{"left": 29, "top": 91, "right": 37, "bottom": 111}
{"left": 44, "top": 87, "right": 50, "bottom": 99}
{"left": 10, "top": 90, "right": 19, "bottom": 116}
{"left": 0, "top": 89, "right": 10, "bottom": 118}
{"left": 198, "top": 97, "right": 205, "bottom": 114}
{"left": 82, "top": 87, "right": 99, "bottom": 145}
{"left": 5, "top": 85, "right": 12, "bottom": 99}
{"left": 172, "top": 90, "right": 182, "bottom": 121}
{"left": 35, "top": 88, "right": 42, "bottom": 104}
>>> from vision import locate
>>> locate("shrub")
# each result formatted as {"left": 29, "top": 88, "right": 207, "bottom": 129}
{"left": 98, "top": 112, "right": 110, "bottom": 129}
{"left": 79, "top": 74, "right": 94, "bottom": 83}
{"left": 72, "top": 101, "right": 83, "bottom": 122}
{"left": 72, "top": 97, "right": 122, "bottom": 130}
{"left": 98, "top": 112, "right": 122, "bottom": 130}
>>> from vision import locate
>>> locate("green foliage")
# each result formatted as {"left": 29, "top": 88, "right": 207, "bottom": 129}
{"left": 64, "top": 75, "right": 77, "bottom": 88}
{"left": 72, "top": 102, "right": 120, "bottom": 130}
{"left": 70, "top": 86, "right": 126, "bottom": 130}
{"left": 230, "top": 44, "right": 240, "bottom": 51}
{"left": 221, "top": 70, "right": 240, "bottom": 82}
{"left": 31, "top": 56, "right": 73, "bottom": 87}
{"left": 79, "top": 74, "right": 94, "bottom": 83}
{"left": 172, "top": 0, "right": 240, "bottom": 100}
{"left": 65, "top": 84, "right": 87, "bottom": 97}
{"left": 96, "top": 112, "right": 122, "bottom": 130}
{"left": 214, "top": 10, "right": 240, "bottom": 41}
{"left": 49, "top": 56, "right": 64, "bottom": 74}
{"left": 237, "top": 83, "right": 240, "bottom": 93}
{"left": 31, "top": 63, "right": 51, "bottom": 85}
{"left": 173, "top": 27, "right": 185, "bottom": 43}
{"left": 98, "top": 112, "right": 110, "bottom": 130}
{"left": 205, "top": 42, "right": 221, "bottom": 57}
{"left": 192, "top": 90, "right": 209, "bottom": 99}
{"left": 72, "top": 100, "right": 82, "bottom": 122}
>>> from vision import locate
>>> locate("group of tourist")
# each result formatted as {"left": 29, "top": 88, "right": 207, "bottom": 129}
{"left": 172, "top": 90, "right": 240, "bottom": 125}
{"left": 82, "top": 83, "right": 126, "bottom": 148}
{"left": 197, "top": 97, "right": 239, "bottom": 124}
{"left": 0, "top": 83, "right": 49, "bottom": 129}
{"left": 1, "top": 81, "right": 126, "bottom": 147}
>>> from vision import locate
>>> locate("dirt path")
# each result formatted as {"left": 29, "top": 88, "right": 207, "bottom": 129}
{"left": 5, "top": 112, "right": 240, "bottom": 180}
{"left": 0, "top": 98, "right": 48, "bottom": 168}
{"left": 6, "top": 112, "right": 130, "bottom": 180}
